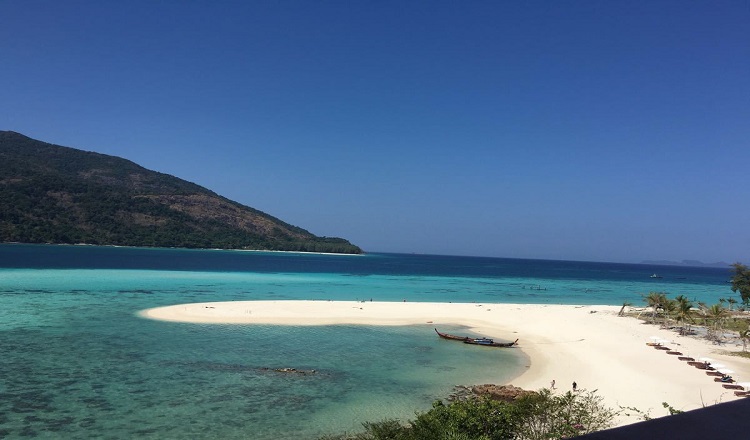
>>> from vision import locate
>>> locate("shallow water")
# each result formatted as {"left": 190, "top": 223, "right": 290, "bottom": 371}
{"left": 0, "top": 244, "right": 733, "bottom": 438}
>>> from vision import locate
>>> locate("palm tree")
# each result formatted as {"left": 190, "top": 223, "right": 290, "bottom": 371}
{"left": 618, "top": 301, "right": 632, "bottom": 317}
{"left": 707, "top": 304, "right": 728, "bottom": 341}
{"left": 727, "top": 297, "right": 737, "bottom": 311}
{"left": 661, "top": 299, "right": 678, "bottom": 328}
{"left": 696, "top": 302, "right": 709, "bottom": 327}
{"left": 674, "top": 295, "right": 694, "bottom": 335}
{"left": 645, "top": 292, "right": 667, "bottom": 324}
{"left": 739, "top": 328, "right": 750, "bottom": 352}
{"left": 675, "top": 295, "right": 695, "bottom": 335}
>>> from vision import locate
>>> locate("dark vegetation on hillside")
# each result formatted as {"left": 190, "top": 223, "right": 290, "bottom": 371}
{"left": 0, "top": 131, "right": 362, "bottom": 254}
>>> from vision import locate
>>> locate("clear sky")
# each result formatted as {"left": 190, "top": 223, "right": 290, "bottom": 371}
{"left": 1, "top": 1, "right": 748, "bottom": 263}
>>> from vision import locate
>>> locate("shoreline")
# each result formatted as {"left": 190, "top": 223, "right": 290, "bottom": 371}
{"left": 0, "top": 242, "right": 364, "bottom": 257}
{"left": 139, "top": 300, "right": 750, "bottom": 426}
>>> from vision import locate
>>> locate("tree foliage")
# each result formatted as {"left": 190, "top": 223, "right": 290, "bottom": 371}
{"left": 673, "top": 295, "right": 694, "bottom": 335}
{"left": 644, "top": 292, "right": 668, "bottom": 324}
{"left": 320, "top": 389, "right": 616, "bottom": 440}
{"left": 739, "top": 324, "right": 750, "bottom": 352}
{"left": 639, "top": 292, "right": 750, "bottom": 344}
{"left": 0, "top": 131, "right": 363, "bottom": 254}
{"left": 731, "top": 263, "right": 750, "bottom": 305}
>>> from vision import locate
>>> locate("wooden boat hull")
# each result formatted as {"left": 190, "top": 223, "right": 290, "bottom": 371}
{"left": 434, "top": 328, "right": 518, "bottom": 348}
{"left": 463, "top": 338, "right": 519, "bottom": 348}
{"left": 434, "top": 328, "right": 469, "bottom": 341}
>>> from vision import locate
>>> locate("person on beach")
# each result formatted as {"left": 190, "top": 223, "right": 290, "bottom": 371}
{"left": 572, "top": 381, "right": 577, "bottom": 391}
{"left": 550, "top": 379, "right": 556, "bottom": 389}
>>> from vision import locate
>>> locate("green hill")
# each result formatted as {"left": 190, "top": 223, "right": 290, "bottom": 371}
{"left": 0, "top": 131, "right": 362, "bottom": 254}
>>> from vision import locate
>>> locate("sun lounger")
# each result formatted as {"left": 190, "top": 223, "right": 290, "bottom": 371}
{"left": 715, "top": 377, "right": 737, "bottom": 384}
{"left": 678, "top": 356, "right": 694, "bottom": 361}
{"left": 734, "top": 391, "right": 748, "bottom": 397}
{"left": 721, "top": 383, "right": 743, "bottom": 389}
{"left": 655, "top": 346, "right": 670, "bottom": 350}
{"left": 666, "top": 351, "right": 682, "bottom": 355}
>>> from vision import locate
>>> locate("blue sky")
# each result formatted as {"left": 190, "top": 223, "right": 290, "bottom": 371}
{"left": 1, "top": 1, "right": 748, "bottom": 263}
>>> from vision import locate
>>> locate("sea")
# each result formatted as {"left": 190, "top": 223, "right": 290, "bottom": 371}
{"left": 0, "top": 244, "right": 734, "bottom": 439}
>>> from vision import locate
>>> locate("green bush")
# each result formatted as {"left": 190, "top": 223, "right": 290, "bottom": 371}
{"left": 321, "top": 389, "right": 615, "bottom": 440}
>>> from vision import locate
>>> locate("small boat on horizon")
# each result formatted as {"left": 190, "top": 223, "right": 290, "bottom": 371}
{"left": 650, "top": 274, "right": 663, "bottom": 278}
{"left": 434, "top": 328, "right": 518, "bottom": 348}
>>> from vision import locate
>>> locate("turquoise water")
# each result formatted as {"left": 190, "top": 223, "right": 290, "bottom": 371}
{"left": 0, "top": 245, "right": 734, "bottom": 438}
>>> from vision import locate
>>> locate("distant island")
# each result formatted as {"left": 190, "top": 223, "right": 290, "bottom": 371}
{"left": 0, "top": 131, "right": 362, "bottom": 254}
{"left": 640, "top": 259, "right": 730, "bottom": 268}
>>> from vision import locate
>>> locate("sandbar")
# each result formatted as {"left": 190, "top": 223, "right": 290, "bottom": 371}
{"left": 140, "top": 300, "right": 750, "bottom": 425}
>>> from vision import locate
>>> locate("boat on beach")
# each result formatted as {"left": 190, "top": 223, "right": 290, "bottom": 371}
{"left": 464, "top": 337, "right": 519, "bottom": 347}
{"left": 434, "top": 328, "right": 470, "bottom": 341}
{"left": 434, "top": 328, "right": 518, "bottom": 347}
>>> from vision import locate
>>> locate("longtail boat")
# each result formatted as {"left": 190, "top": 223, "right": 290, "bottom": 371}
{"left": 434, "top": 328, "right": 470, "bottom": 341}
{"left": 463, "top": 337, "right": 519, "bottom": 347}
{"left": 434, "top": 328, "right": 518, "bottom": 347}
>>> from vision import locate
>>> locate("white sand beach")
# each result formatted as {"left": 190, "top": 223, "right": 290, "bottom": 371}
{"left": 140, "top": 300, "right": 750, "bottom": 426}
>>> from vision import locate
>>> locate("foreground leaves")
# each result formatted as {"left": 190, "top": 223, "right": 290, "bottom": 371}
{"left": 321, "top": 389, "right": 615, "bottom": 440}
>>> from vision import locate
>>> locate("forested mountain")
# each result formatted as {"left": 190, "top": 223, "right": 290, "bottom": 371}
{"left": 0, "top": 131, "right": 362, "bottom": 254}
